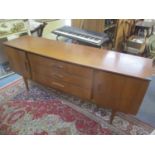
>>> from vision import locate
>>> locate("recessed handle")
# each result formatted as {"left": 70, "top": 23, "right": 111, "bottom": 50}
{"left": 52, "top": 81, "right": 64, "bottom": 88}
{"left": 52, "top": 73, "right": 64, "bottom": 78}
{"left": 53, "top": 64, "right": 64, "bottom": 69}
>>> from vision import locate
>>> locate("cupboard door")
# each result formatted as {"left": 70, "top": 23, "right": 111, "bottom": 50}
{"left": 93, "top": 70, "right": 149, "bottom": 114}
{"left": 4, "top": 46, "right": 30, "bottom": 78}
{"left": 116, "top": 76, "right": 149, "bottom": 114}
{"left": 93, "top": 71, "right": 124, "bottom": 110}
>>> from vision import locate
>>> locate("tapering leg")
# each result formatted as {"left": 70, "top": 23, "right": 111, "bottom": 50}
{"left": 110, "top": 110, "right": 116, "bottom": 124}
{"left": 23, "top": 76, "right": 29, "bottom": 91}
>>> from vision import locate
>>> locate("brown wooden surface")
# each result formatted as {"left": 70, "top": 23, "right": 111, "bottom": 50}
{"left": 93, "top": 70, "right": 149, "bottom": 114}
{"left": 72, "top": 19, "right": 104, "bottom": 32}
{"left": 23, "top": 76, "right": 29, "bottom": 91}
{"left": 32, "top": 72, "right": 91, "bottom": 100}
{"left": 4, "top": 46, "right": 30, "bottom": 78}
{"left": 4, "top": 36, "right": 154, "bottom": 80}
{"left": 29, "top": 53, "right": 93, "bottom": 78}
{"left": 29, "top": 53, "right": 93, "bottom": 90}
{"left": 114, "top": 19, "right": 135, "bottom": 51}
{"left": 72, "top": 19, "right": 83, "bottom": 28}
{"left": 3, "top": 36, "right": 153, "bottom": 122}
{"left": 28, "top": 53, "right": 93, "bottom": 100}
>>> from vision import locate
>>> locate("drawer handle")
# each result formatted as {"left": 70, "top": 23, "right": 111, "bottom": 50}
{"left": 52, "top": 73, "right": 64, "bottom": 78}
{"left": 52, "top": 81, "right": 64, "bottom": 88}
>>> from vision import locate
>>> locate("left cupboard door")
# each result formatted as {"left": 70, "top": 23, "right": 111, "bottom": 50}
{"left": 4, "top": 46, "right": 31, "bottom": 78}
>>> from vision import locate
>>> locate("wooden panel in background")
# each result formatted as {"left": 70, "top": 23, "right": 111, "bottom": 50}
{"left": 72, "top": 19, "right": 104, "bottom": 32}
{"left": 114, "top": 19, "right": 135, "bottom": 51}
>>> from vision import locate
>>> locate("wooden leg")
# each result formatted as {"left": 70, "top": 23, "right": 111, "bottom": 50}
{"left": 23, "top": 77, "right": 29, "bottom": 91}
{"left": 110, "top": 110, "right": 116, "bottom": 124}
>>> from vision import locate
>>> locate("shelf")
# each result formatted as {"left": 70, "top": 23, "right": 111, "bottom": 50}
{"left": 0, "top": 30, "right": 29, "bottom": 39}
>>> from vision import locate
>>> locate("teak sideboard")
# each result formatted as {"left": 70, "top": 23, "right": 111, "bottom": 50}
{"left": 3, "top": 36, "right": 154, "bottom": 123}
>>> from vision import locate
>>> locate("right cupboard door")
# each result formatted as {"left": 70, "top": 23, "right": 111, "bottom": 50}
{"left": 93, "top": 70, "right": 149, "bottom": 114}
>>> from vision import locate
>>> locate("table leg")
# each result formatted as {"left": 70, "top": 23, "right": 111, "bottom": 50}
{"left": 110, "top": 110, "right": 116, "bottom": 124}
{"left": 23, "top": 77, "right": 29, "bottom": 91}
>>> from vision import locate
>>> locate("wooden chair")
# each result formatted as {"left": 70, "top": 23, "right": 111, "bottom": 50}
{"left": 28, "top": 20, "right": 47, "bottom": 37}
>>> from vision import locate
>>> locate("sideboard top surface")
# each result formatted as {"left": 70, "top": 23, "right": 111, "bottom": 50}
{"left": 4, "top": 36, "right": 154, "bottom": 80}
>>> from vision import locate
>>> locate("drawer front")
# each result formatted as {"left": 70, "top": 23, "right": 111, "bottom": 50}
{"left": 29, "top": 53, "right": 93, "bottom": 78}
{"left": 31, "top": 65, "right": 92, "bottom": 89}
{"left": 33, "top": 74, "right": 91, "bottom": 99}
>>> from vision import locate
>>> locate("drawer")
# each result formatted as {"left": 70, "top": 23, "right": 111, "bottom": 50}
{"left": 29, "top": 53, "right": 93, "bottom": 78}
{"left": 33, "top": 74, "right": 91, "bottom": 99}
{"left": 31, "top": 65, "right": 92, "bottom": 89}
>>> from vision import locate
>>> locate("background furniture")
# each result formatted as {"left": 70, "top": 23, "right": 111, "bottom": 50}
{"left": 3, "top": 36, "right": 153, "bottom": 123}
{"left": 52, "top": 26, "right": 110, "bottom": 48}
{"left": 134, "top": 20, "right": 154, "bottom": 37}
{"left": 122, "top": 20, "right": 155, "bottom": 56}
{"left": 29, "top": 20, "right": 45, "bottom": 37}
{"left": 72, "top": 19, "right": 104, "bottom": 32}
{"left": 113, "top": 19, "right": 135, "bottom": 51}
{"left": 0, "top": 19, "right": 31, "bottom": 39}
{"left": 72, "top": 19, "right": 118, "bottom": 49}
{"left": 147, "top": 34, "right": 155, "bottom": 65}
{"left": 0, "top": 19, "right": 30, "bottom": 78}
{"left": 41, "top": 19, "right": 67, "bottom": 40}
{"left": 30, "top": 19, "right": 59, "bottom": 37}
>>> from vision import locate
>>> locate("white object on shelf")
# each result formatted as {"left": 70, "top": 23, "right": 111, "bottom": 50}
{"left": 7, "top": 34, "right": 19, "bottom": 40}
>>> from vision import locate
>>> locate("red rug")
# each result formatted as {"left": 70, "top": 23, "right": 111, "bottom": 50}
{"left": 0, "top": 100, "right": 114, "bottom": 134}
{"left": 0, "top": 79, "right": 154, "bottom": 135}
